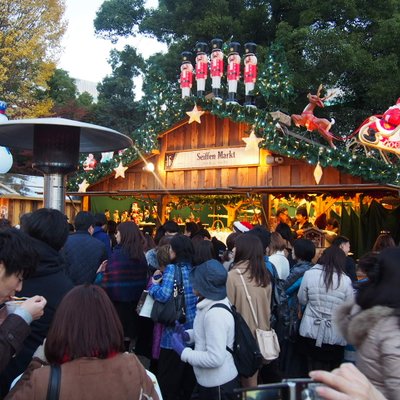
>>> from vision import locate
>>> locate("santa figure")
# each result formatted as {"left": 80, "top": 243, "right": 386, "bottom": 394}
{"left": 243, "top": 42, "right": 258, "bottom": 107}
{"left": 363, "top": 98, "right": 400, "bottom": 143}
{"left": 226, "top": 42, "right": 241, "bottom": 104}
{"left": 180, "top": 52, "right": 193, "bottom": 99}
{"left": 83, "top": 153, "right": 97, "bottom": 171}
{"left": 210, "top": 38, "right": 224, "bottom": 101}
{"left": 195, "top": 42, "right": 208, "bottom": 98}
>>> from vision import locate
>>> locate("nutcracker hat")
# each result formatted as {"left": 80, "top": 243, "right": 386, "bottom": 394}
{"left": 244, "top": 42, "right": 257, "bottom": 55}
{"left": 211, "top": 38, "right": 223, "bottom": 52}
{"left": 195, "top": 42, "right": 208, "bottom": 54}
{"left": 228, "top": 42, "right": 241, "bottom": 55}
{"left": 181, "top": 51, "right": 193, "bottom": 63}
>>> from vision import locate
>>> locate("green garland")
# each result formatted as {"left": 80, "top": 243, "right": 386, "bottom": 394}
{"left": 67, "top": 95, "right": 400, "bottom": 190}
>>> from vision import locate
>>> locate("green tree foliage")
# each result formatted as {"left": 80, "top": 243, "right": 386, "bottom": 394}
{"left": 94, "top": 0, "right": 146, "bottom": 43}
{"left": 47, "top": 69, "right": 77, "bottom": 106}
{"left": 45, "top": 68, "right": 95, "bottom": 121}
{"left": 0, "top": 0, "right": 66, "bottom": 118}
{"left": 94, "top": 0, "right": 400, "bottom": 137}
{"left": 93, "top": 45, "right": 146, "bottom": 135}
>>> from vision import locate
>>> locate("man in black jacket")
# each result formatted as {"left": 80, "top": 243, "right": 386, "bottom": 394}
{"left": 0, "top": 208, "right": 74, "bottom": 396}
{"left": 62, "top": 211, "right": 107, "bottom": 285}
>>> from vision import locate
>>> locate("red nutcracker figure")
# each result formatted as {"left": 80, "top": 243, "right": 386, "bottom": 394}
{"left": 195, "top": 42, "right": 208, "bottom": 98}
{"left": 180, "top": 51, "right": 193, "bottom": 99}
{"left": 243, "top": 42, "right": 258, "bottom": 108}
{"left": 226, "top": 42, "right": 241, "bottom": 104}
{"left": 210, "top": 38, "right": 224, "bottom": 101}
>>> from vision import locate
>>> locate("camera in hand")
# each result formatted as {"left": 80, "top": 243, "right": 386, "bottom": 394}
{"left": 234, "top": 378, "right": 325, "bottom": 400}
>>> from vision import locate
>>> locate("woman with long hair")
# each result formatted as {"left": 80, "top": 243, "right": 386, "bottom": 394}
{"left": 6, "top": 285, "right": 159, "bottom": 399}
{"left": 268, "top": 232, "right": 290, "bottom": 279}
{"left": 149, "top": 234, "right": 197, "bottom": 400}
{"left": 95, "top": 221, "right": 148, "bottom": 351}
{"left": 226, "top": 233, "right": 272, "bottom": 387}
{"left": 336, "top": 247, "right": 400, "bottom": 399}
{"left": 371, "top": 232, "right": 396, "bottom": 253}
{"left": 297, "top": 245, "right": 353, "bottom": 372}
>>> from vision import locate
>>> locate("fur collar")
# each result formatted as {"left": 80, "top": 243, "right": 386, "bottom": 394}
{"left": 335, "top": 302, "right": 395, "bottom": 346}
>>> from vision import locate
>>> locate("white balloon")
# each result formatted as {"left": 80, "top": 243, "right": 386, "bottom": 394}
{"left": 0, "top": 147, "right": 13, "bottom": 173}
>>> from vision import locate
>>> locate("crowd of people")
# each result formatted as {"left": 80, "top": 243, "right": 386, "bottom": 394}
{"left": 0, "top": 206, "right": 398, "bottom": 400}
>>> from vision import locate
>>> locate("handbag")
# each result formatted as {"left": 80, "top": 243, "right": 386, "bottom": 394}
{"left": 46, "top": 364, "right": 61, "bottom": 400}
{"left": 238, "top": 270, "right": 280, "bottom": 362}
{"left": 151, "top": 266, "right": 186, "bottom": 326}
{"left": 136, "top": 290, "right": 155, "bottom": 318}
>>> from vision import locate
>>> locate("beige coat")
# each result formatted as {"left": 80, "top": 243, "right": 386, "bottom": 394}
{"left": 227, "top": 260, "right": 272, "bottom": 336}
{"left": 336, "top": 302, "right": 400, "bottom": 400}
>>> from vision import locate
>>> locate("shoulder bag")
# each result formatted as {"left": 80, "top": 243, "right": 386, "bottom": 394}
{"left": 46, "top": 364, "right": 61, "bottom": 400}
{"left": 151, "top": 265, "right": 186, "bottom": 326}
{"left": 238, "top": 270, "right": 280, "bottom": 362}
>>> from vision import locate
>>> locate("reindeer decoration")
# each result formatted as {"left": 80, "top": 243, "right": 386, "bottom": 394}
{"left": 291, "top": 84, "right": 336, "bottom": 148}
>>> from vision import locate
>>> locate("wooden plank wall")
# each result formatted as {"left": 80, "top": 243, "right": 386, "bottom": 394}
{"left": 90, "top": 113, "right": 363, "bottom": 192}
{"left": 0, "top": 197, "right": 79, "bottom": 227}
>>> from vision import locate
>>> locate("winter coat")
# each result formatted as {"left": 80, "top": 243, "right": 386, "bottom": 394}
{"left": 283, "top": 260, "right": 313, "bottom": 293}
{"left": 336, "top": 302, "right": 400, "bottom": 400}
{"left": 0, "top": 314, "right": 30, "bottom": 374}
{"left": 227, "top": 260, "right": 272, "bottom": 336}
{"left": 181, "top": 297, "right": 237, "bottom": 388}
{"left": 95, "top": 245, "right": 148, "bottom": 303}
{"left": 298, "top": 265, "right": 353, "bottom": 346}
{"left": 5, "top": 353, "right": 159, "bottom": 400}
{"left": 269, "top": 251, "right": 290, "bottom": 279}
{"left": 62, "top": 230, "right": 107, "bottom": 285}
{"left": 149, "top": 262, "right": 197, "bottom": 349}
{"left": 92, "top": 226, "right": 112, "bottom": 258}
{"left": 0, "top": 238, "right": 74, "bottom": 393}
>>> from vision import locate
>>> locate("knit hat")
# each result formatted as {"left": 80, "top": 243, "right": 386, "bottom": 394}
{"left": 233, "top": 221, "right": 253, "bottom": 233}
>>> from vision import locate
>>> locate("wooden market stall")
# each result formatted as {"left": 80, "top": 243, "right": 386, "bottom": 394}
{"left": 71, "top": 111, "right": 399, "bottom": 257}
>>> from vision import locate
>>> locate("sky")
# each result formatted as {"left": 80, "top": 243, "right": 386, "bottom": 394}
{"left": 58, "top": 0, "right": 166, "bottom": 95}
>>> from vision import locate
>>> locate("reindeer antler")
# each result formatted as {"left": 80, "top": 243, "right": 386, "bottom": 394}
{"left": 322, "top": 90, "right": 336, "bottom": 101}
{"left": 316, "top": 84, "right": 323, "bottom": 97}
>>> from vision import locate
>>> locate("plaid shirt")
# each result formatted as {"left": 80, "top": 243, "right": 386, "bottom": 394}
{"left": 95, "top": 245, "right": 148, "bottom": 303}
{"left": 149, "top": 262, "right": 197, "bottom": 349}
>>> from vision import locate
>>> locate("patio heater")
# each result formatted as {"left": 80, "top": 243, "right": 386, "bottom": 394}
{"left": 0, "top": 118, "right": 133, "bottom": 213}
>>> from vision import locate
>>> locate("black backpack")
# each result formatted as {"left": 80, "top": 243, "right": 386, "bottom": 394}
{"left": 269, "top": 263, "right": 298, "bottom": 342}
{"left": 211, "top": 303, "right": 263, "bottom": 378}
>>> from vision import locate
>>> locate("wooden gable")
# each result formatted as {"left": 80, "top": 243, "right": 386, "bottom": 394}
{"left": 89, "top": 112, "right": 366, "bottom": 194}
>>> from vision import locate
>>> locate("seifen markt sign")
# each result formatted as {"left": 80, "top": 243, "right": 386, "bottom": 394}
{"left": 165, "top": 145, "right": 260, "bottom": 170}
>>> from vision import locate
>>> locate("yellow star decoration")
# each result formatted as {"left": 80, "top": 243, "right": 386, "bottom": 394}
{"left": 114, "top": 161, "right": 128, "bottom": 179}
{"left": 242, "top": 130, "right": 264, "bottom": 151}
{"left": 78, "top": 179, "right": 90, "bottom": 193}
{"left": 186, "top": 104, "right": 205, "bottom": 124}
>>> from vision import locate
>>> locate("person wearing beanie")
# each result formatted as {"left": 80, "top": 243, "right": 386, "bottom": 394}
{"left": 171, "top": 259, "right": 239, "bottom": 400}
